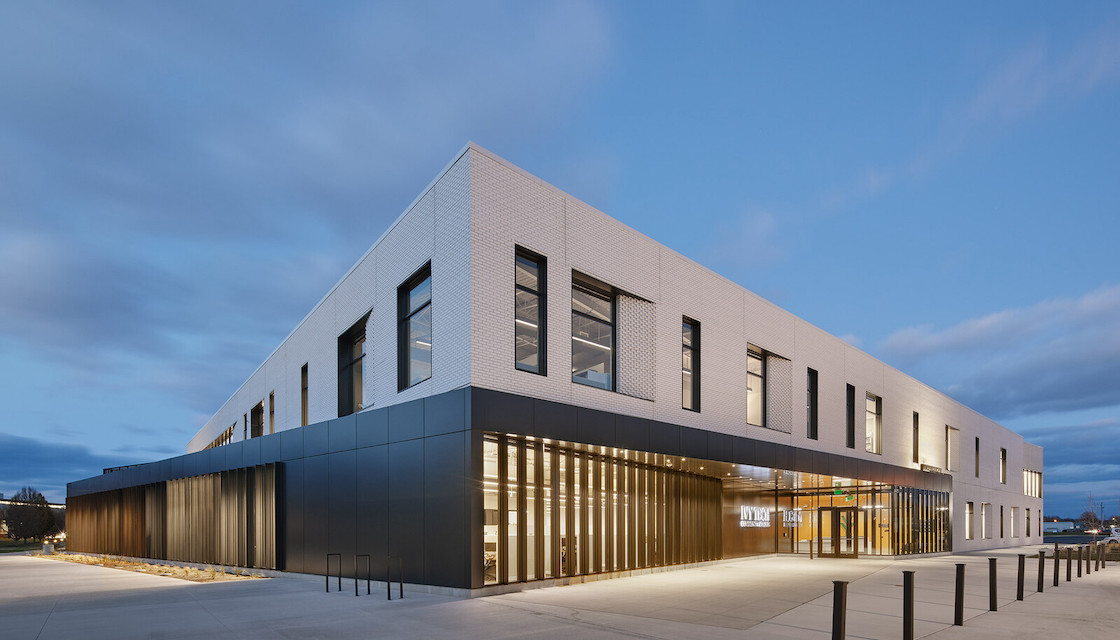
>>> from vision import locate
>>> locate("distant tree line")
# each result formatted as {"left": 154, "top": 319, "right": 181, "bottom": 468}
{"left": 2, "top": 487, "right": 61, "bottom": 542}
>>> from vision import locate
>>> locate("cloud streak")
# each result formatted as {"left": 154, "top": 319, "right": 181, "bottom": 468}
{"left": 879, "top": 285, "right": 1120, "bottom": 419}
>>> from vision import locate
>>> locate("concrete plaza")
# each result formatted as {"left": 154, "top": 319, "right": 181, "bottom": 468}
{"left": 1, "top": 547, "right": 1115, "bottom": 639}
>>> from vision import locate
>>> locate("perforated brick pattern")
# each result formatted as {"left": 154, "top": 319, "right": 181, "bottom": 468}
{"left": 617, "top": 294, "right": 656, "bottom": 401}
{"left": 765, "top": 355, "right": 793, "bottom": 434}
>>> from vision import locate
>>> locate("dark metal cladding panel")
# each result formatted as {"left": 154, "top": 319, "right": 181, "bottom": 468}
{"left": 792, "top": 448, "right": 813, "bottom": 474}
{"left": 170, "top": 455, "right": 187, "bottom": 480}
{"left": 283, "top": 458, "right": 305, "bottom": 573}
{"left": 856, "top": 459, "right": 874, "bottom": 484}
{"left": 259, "top": 432, "right": 282, "bottom": 464}
{"left": 423, "top": 431, "right": 469, "bottom": 588}
{"left": 424, "top": 387, "right": 468, "bottom": 437}
{"left": 706, "top": 432, "right": 734, "bottom": 463}
{"left": 648, "top": 420, "right": 680, "bottom": 457}
{"left": 156, "top": 458, "right": 173, "bottom": 483}
{"left": 302, "top": 454, "right": 330, "bottom": 573}
{"left": 812, "top": 450, "right": 831, "bottom": 477}
{"left": 356, "top": 445, "right": 388, "bottom": 580}
{"left": 467, "top": 431, "right": 485, "bottom": 589}
{"left": 830, "top": 454, "right": 856, "bottom": 480}
{"left": 328, "top": 450, "right": 357, "bottom": 577}
{"left": 303, "top": 422, "right": 329, "bottom": 457}
{"left": 388, "top": 439, "right": 425, "bottom": 584}
{"left": 242, "top": 437, "right": 262, "bottom": 467}
{"left": 772, "top": 443, "right": 792, "bottom": 471}
{"left": 328, "top": 414, "right": 357, "bottom": 453}
{"left": 531, "top": 397, "right": 576, "bottom": 442}
{"left": 472, "top": 387, "right": 533, "bottom": 437}
{"left": 280, "top": 428, "right": 304, "bottom": 461}
{"left": 752, "top": 443, "right": 779, "bottom": 468}
{"left": 679, "top": 427, "right": 707, "bottom": 460}
{"left": 614, "top": 414, "right": 649, "bottom": 452}
{"left": 224, "top": 441, "right": 245, "bottom": 472}
{"left": 388, "top": 398, "right": 425, "bottom": 443}
{"left": 732, "top": 437, "right": 756, "bottom": 466}
{"left": 356, "top": 408, "right": 389, "bottom": 448}
{"left": 578, "top": 407, "right": 618, "bottom": 449}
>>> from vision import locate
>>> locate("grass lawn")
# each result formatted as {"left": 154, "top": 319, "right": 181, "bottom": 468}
{"left": 0, "top": 539, "right": 48, "bottom": 553}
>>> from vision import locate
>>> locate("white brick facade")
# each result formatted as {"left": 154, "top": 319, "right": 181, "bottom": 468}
{"left": 189, "top": 143, "right": 1043, "bottom": 552}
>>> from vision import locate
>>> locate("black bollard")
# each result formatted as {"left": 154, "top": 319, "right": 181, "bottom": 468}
{"left": 1037, "top": 550, "right": 1045, "bottom": 592}
{"left": 1077, "top": 546, "right": 1082, "bottom": 577}
{"left": 1095, "top": 544, "right": 1101, "bottom": 572}
{"left": 988, "top": 558, "right": 998, "bottom": 612}
{"left": 1054, "top": 545, "right": 1060, "bottom": 586}
{"left": 1067, "top": 547, "right": 1073, "bottom": 581}
{"left": 832, "top": 580, "right": 847, "bottom": 640}
{"left": 903, "top": 571, "right": 915, "bottom": 640}
{"left": 1087, "top": 545, "right": 1092, "bottom": 575}
{"left": 1017, "top": 554, "right": 1025, "bottom": 601}
{"left": 1103, "top": 544, "right": 1107, "bottom": 569}
{"left": 954, "top": 563, "right": 966, "bottom": 626}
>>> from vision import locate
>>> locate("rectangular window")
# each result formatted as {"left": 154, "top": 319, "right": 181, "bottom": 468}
{"left": 865, "top": 393, "right": 882, "bottom": 454}
{"left": 268, "top": 391, "right": 275, "bottom": 434}
{"left": 999, "top": 448, "right": 1007, "bottom": 484}
{"left": 398, "top": 263, "right": 432, "bottom": 390}
{"left": 1023, "top": 469, "right": 1043, "bottom": 497}
{"left": 515, "top": 248, "right": 546, "bottom": 375}
{"left": 300, "top": 363, "right": 309, "bottom": 426}
{"left": 966, "top": 501, "right": 974, "bottom": 540}
{"left": 250, "top": 402, "right": 264, "bottom": 438}
{"left": 243, "top": 413, "right": 248, "bottom": 441}
{"left": 975, "top": 437, "right": 980, "bottom": 478}
{"left": 1000, "top": 505, "right": 1005, "bottom": 538}
{"left": 338, "top": 312, "right": 370, "bottom": 416}
{"left": 1026, "top": 508, "right": 1032, "bottom": 537}
{"left": 746, "top": 348, "right": 766, "bottom": 427}
{"left": 945, "top": 426, "right": 959, "bottom": 471}
{"left": 682, "top": 318, "right": 700, "bottom": 411}
{"left": 845, "top": 384, "right": 855, "bottom": 448}
{"left": 1011, "top": 506, "right": 1019, "bottom": 537}
{"left": 981, "top": 503, "right": 990, "bottom": 539}
{"left": 805, "top": 368, "right": 818, "bottom": 439}
{"left": 912, "top": 412, "right": 920, "bottom": 464}
{"left": 571, "top": 273, "right": 614, "bottom": 391}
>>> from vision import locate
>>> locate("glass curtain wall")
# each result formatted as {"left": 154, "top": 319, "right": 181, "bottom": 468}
{"left": 483, "top": 434, "right": 721, "bottom": 586}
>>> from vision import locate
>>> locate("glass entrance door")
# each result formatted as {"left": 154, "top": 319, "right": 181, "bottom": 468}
{"left": 818, "top": 507, "right": 859, "bottom": 558}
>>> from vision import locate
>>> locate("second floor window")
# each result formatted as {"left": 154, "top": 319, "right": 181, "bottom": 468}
{"left": 747, "top": 348, "right": 765, "bottom": 427}
{"left": 338, "top": 312, "right": 369, "bottom": 416}
{"left": 1000, "top": 448, "right": 1007, "bottom": 484}
{"left": 515, "top": 248, "right": 546, "bottom": 375}
{"left": 865, "top": 393, "right": 882, "bottom": 454}
{"left": 806, "top": 368, "right": 818, "bottom": 439}
{"left": 398, "top": 263, "right": 432, "bottom": 390}
{"left": 571, "top": 275, "right": 614, "bottom": 391}
{"left": 682, "top": 318, "right": 700, "bottom": 411}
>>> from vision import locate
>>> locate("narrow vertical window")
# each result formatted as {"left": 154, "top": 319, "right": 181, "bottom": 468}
{"left": 300, "top": 363, "right": 309, "bottom": 426}
{"left": 571, "top": 273, "right": 614, "bottom": 391}
{"left": 398, "top": 262, "right": 432, "bottom": 390}
{"left": 975, "top": 437, "right": 980, "bottom": 478}
{"left": 243, "top": 413, "right": 248, "bottom": 441}
{"left": 515, "top": 248, "right": 546, "bottom": 375}
{"left": 268, "top": 391, "right": 275, "bottom": 434}
{"left": 746, "top": 348, "right": 765, "bottom": 427}
{"left": 682, "top": 318, "right": 700, "bottom": 411}
{"left": 1000, "top": 505, "right": 1005, "bottom": 538}
{"left": 981, "top": 503, "right": 990, "bottom": 539}
{"left": 845, "top": 384, "right": 855, "bottom": 448}
{"left": 865, "top": 393, "right": 882, "bottom": 454}
{"left": 912, "top": 412, "right": 920, "bottom": 464}
{"left": 806, "top": 368, "right": 818, "bottom": 439}
{"left": 945, "top": 426, "right": 959, "bottom": 471}
{"left": 338, "top": 312, "right": 370, "bottom": 416}
{"left": 1026, "top": 508, "right": 1031, "bottom": 537}
{"left": 250, "top": 402, "right": 264, "bottom": 438}
{"left": 966, "top": 501, "right": 974, "bottom": 540}
{"left": 999, "top": 448, "right": 1007, "bottom": 484}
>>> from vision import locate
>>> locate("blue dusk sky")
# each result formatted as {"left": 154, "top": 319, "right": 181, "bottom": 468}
{"left": 1, "top": 2, "right": 1118, "bottom": 517}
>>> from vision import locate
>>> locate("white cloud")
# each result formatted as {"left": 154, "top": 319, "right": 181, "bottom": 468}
{"left": 878, "top": 285, "right": 1120, "bottom": 418}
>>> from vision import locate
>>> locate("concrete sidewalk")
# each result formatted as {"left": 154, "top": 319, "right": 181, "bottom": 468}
{"left": 1, "top": 547, "right": 1115, "bottom": 639}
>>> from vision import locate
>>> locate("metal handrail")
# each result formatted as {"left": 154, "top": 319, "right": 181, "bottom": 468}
{"left": 355, "top": 554, "right": 371, "bottom": 596}
{"left": 326, "top": 553, "right": 341, "bottom": 592}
